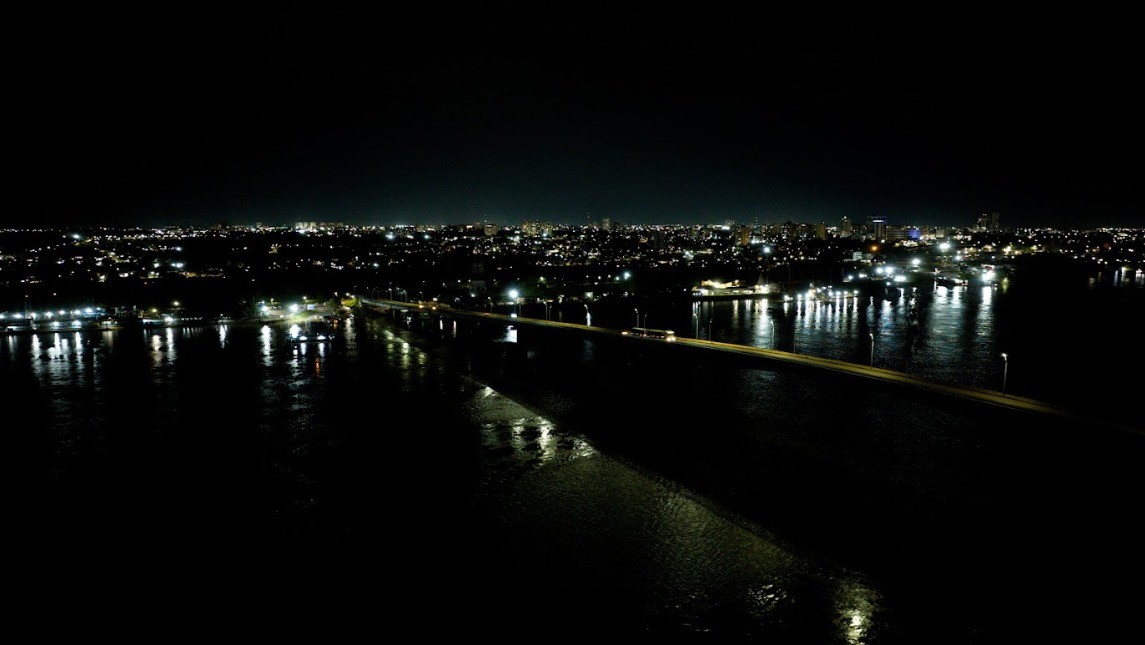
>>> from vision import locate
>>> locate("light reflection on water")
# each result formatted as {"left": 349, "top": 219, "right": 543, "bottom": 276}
{"left": 705, "top": 280, "right": 1103, "bottom": 397}
{"left": 835, "top": 581, "right": 883, "bottom": 645}
{"left": 461, "top": 368, "right": 880, "bottom": 638}
{"left": 23, "top": 316, "right": 1127, "bottom": 639}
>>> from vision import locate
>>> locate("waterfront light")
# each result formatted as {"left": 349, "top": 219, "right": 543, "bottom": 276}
{"left": 1001, "top": 353, "right": 1009, "bottom": 394}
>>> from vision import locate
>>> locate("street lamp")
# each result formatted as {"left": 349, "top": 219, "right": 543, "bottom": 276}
{"left": 1001, "top": 352, "right": 1009, "bottom": 394}
{"left": 869, "top": 332, "right": 875, "bottom": 367}
{"left": 584, "top": 303, "right": 591, "bottom": 326}
{"left": 634, "top": 308, "right": 640, "bottom": 328}
{"left": 508, "top": 289, "right": 519, "bottom": 317}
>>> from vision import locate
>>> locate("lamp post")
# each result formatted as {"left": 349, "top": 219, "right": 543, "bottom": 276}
{"left": 584, "top": 304, "right": 591, "bottom": 326}
{"left": 634, "top": 308, "right": 640, "bottom": 328}
{"left": 508, "top": 289, "right": 519, "bottom": 317}
{"left": 1001, "top": 352, "right": 1009, "bottom": 394}
{"left": 869, "top": 332, "right": 875, "bottom": 367}
{"left": 693, "top": 312, "right": 699, "bottom": 338}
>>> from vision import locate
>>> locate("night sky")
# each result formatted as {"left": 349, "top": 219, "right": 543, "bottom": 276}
{"left": 11, "top": 4, "right": 1141, "bottom": 230}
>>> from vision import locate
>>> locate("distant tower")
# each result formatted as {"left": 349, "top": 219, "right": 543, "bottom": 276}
{"left": 469, "top": 261, "right": 486, "bottom": 293}
{"left": 977, "top": 212, "right": 1001, "bottom": 233}
{"left": 866, "top": 217, "right": 887, "bottom": 242}
{"left": 840, "top": 216, "right": 853, "bottom": 237}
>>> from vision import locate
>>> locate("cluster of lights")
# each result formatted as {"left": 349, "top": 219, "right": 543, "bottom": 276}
{"left": 794, "top": 286, "right": 863, "bottom": 302}
{"left": 1, "top": 306, "right": 102, "bottom": 321}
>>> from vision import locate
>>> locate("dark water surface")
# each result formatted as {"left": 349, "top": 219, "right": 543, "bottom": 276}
{"left": 8, "top": 304, "right": 1145, "bottom": 641}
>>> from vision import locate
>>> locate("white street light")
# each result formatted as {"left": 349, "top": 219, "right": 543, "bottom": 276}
{"left": 1001, "top": 352, "right": 1009, "bottom": 394}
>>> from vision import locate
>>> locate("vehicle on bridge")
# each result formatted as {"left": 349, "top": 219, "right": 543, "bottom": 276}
{"left": 623, "top": 327, "right": 676, "bottom": 341}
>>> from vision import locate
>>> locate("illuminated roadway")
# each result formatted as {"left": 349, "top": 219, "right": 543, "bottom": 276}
{"left": 357, "top": 296, "right": 1141, "bottom": 437}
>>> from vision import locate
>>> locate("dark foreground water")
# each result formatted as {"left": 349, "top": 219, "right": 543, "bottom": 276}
{"left": 7, "top": 312, "right": 1145, "bottom": 642}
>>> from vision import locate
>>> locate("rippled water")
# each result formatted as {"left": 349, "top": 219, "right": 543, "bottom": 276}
{"left": 9, "top": 307, "right": 1144, "bottom": 641}
{"left": 7, "top": 321, "right": 891, "bottom": 640}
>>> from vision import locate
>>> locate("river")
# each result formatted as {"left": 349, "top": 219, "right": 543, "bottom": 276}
{"left": 7, "top": 270, "right": 1144, "bottom": 642}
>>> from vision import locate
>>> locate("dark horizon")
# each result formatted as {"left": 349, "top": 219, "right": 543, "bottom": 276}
{"left": 11, "top": 6, "right": 1141, "bottom": 232}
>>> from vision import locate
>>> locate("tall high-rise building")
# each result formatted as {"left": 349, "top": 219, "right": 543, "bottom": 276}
{"left": 977, "top": 212, "right": 1001, "bottom": 233}
{"left": 866, "top": 217, "right": 887, "bottom": 241}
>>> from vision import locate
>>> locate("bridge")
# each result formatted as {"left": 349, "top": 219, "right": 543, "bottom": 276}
{"left": 356, "top": 296, "right": 1139, "bottom": 437}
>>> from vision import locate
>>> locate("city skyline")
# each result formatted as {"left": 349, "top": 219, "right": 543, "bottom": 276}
{"left": 11, "top": 6, "right": 1140, "bottom": 231}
